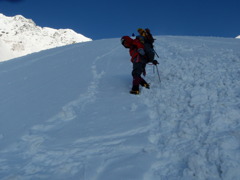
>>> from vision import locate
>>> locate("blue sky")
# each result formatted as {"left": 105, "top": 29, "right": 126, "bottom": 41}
{"left": 0, "top": 0, "right": 239, "bottom": 40}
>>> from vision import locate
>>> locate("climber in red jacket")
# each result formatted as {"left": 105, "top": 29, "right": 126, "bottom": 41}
{"left": 121, "top": 36, "right": 150, "bottom": 94}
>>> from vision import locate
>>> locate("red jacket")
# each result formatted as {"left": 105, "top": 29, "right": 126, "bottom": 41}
{"left": 128, "top": 39, "right": 145, "bottom": 63}
{"left": 121, "top": 36, "right": 145, "bottom": 63}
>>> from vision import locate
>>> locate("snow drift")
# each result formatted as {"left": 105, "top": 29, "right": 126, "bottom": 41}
{"left": 0, "top": 36, "right": 240, "bottom": 180}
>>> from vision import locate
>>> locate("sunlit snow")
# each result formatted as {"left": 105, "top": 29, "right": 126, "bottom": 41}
{"left": 0, "top": 36, "right": 240, "bottom": 180}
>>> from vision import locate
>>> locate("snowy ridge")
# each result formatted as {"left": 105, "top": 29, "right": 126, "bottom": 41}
{"left": 0, "top": 13, "right": 91, "bottom": 62}
{"left": 236, "top": 35, "right": 240, "bottom": 39}
{"left": 0, "top": 36, "right": 240, "bottom": 179}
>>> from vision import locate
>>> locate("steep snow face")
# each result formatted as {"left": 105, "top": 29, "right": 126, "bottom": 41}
{"left": 0, "top": 13, "right": 92, "bottom": 61}
{"left": 236, "top": 35, "right": 240, "bottom": 38}
{"left": 0, "top": 36, "right": 240, "bottom": 180}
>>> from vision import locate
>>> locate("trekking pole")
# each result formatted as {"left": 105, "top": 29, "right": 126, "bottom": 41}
{"left": 153, "top": 48, "right": 159, "bottom": 58}
{"left": 155, "top": 64, "right": 161, "bottom": 83}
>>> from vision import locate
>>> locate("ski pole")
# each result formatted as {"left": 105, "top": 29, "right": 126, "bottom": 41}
{"left": 155, "top": 64, "right": 161, "bottom": 83}
{"left": 153, "top": 48, "right": 159, "bottom": 58}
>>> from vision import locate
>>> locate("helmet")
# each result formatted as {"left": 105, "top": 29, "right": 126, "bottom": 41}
{"left": 137, "top": 28, "right": 144, "bottom": 33}
{"left": 121, "top": 36, "right": 133, "bottom": 47}
{"left": 145, "top": 28, "right": 150, "bottom": 33}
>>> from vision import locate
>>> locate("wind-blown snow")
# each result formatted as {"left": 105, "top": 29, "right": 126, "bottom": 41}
{"left": 0, "top": 13, "right": 91, "bottom": 62}
{"left": 0, "top": 36, "right": 240, "bottom": 180}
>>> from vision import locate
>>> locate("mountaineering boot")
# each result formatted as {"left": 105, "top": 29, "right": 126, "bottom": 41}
{"left": 142, "top": 83, "right": 150, "bottom": 89}
{"left": 140, "top": 79, "right": 150, "bottom": 89}
{"left": 130, "top": 90, "right": 140, "bottom": 95}
{"left": 130, "top": 85, "right": 140, "bottom": 95}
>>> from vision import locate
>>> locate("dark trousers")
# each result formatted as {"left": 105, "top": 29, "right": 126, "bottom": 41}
{"left": 131, "top": 61, "right": 148, "bottom": 91}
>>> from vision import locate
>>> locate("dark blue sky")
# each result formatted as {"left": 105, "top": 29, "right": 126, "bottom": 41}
{"left": 0, "top": 0, "right": 239, "bottom": 40}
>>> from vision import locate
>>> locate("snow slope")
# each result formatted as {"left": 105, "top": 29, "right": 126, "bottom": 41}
{"left": 0, "top": 36, "right": 240, "bottom": 180}
{"left": 0, "top": 13, "right": 91, "bottom": 62}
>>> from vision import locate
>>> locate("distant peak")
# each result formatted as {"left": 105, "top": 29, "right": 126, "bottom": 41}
{"left": 0, "top": 13, "right": 92, "bottom": 62}
{"left": 14, "top": 14, "right": 25, "bottom": 19}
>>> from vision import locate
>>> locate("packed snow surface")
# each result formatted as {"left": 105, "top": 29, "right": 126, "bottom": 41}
{"left": 0, "top": 36, "right": 240, "bottom": 180}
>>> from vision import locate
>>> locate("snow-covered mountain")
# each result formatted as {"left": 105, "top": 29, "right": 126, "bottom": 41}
{"left": 236, "top": 35, "right": 240, "bottom": 39}
{"left": 0, "top": 36, "right": 240, "bottom": 180}
{"left": 0, "top": 13, "right": 91, "bottom": 62}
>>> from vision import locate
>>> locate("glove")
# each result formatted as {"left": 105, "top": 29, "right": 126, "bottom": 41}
{"left": 138, "top": 48, "right": 145, "bottom": 56}
{"left": 152, "top": 60, "right": 159, "bottom": 65}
